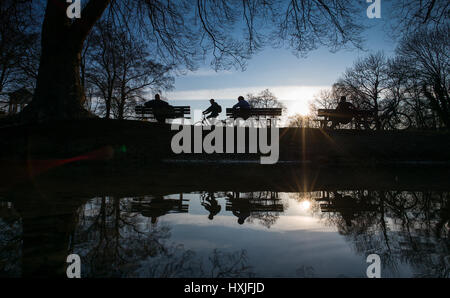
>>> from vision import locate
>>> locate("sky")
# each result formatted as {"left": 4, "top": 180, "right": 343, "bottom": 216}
{"left": 164, "top": 2, "right": 399, "bottom": 120}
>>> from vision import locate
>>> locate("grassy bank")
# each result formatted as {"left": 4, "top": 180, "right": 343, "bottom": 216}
{"left": 0, "top": 118, "right": 449, "bottom": 166}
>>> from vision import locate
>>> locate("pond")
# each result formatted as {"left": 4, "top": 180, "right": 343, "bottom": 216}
{"left": 0, "top": 166, "right": 449, "bottom": 278}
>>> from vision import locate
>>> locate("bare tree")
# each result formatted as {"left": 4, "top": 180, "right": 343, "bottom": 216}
{"left": 84, "top": 21, "right": 118, "bottom": 119}
{"left": 85, "top": 22, "right": 174, "bottom": 119}
{"left": 15, "top": 0, "right": 366, "bottom": 123}
{"left": 395, "top": 26, "right": 449, "bottom": 128}
{"left": 246, "top": 89, "right": 286, "bottom": 110}
{"left": 310, "top": 86, "right": 343, "bottom": 111}
{"left": 111, "top": 43, "right": 174, "bottom": 120}
{"left": 336, "top": 52, "right": 390, "bottom": 130}
{"left": 287, "top": 114, "right": 316, "bottom": 128}
{"left": 0, "top": 1, "right": 39, "bottom": 97}
{"left": 386, "top": 57, "right": 438, "bottom": 129}
{"left": 388, "top": 0, "right": 449, "bottom": 35}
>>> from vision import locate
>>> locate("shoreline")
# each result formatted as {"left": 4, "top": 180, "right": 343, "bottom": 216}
{"left": 1, "top": 118, "right": 449, "bottom": 166}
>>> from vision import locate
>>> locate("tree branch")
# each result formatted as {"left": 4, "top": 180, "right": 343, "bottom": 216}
{"left": 71, "top": 0, "right": 112, "bottom": 44}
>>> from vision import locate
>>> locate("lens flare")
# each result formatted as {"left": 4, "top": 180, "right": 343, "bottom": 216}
{"left": 300, "top": 200, "right": 311, "bottom": 211}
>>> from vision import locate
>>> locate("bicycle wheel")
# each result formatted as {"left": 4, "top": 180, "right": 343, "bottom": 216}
{"left": 387, "top": 113, "right": 411, "bottom": 130}
{"left": 357, "top": 117, "right": 377, "bottom": 130}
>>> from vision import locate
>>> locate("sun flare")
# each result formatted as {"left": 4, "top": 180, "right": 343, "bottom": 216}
{"left": 300, "top": 200, "right": 312, "bottom": 211}
{"left": 288, "top": 101, "right": 310, "bottom": 116}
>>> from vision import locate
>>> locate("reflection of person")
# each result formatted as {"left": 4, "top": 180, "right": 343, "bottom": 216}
{"left": 232, "top": 96, "right": 251, "bottom": 120}
{"left": 201, "top": 193, "right": 222, "bottom": 220}
{"left": 203, "top": 99, "right": 222, "bottom": 119}
{"left": 226, "top": 193, "right": 251, "bottom": 225}
{"left": 333, "top": 192, "right": 356, "bottom": 227}
{"left": 144, "top": 94, "right": 174, "bottom": 123}
{"left": 132, "top": 195, "right": 178, "bottom": 225}
{"left": 147, "top": 196, "right": 169, "bottom": 224}
{"left": 233, "top": 209, "right": 251, "bottom": 225}
{"left": 331, "top": 96, "right": 354, "bottom": 129}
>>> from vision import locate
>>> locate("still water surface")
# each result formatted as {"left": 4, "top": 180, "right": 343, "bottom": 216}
{"left": 1, "top": 186, "right": 449, "bottom": 277}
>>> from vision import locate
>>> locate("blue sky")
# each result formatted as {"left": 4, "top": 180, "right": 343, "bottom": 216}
{"left": 165, "top": 2, "right": 398, "bottom": 118}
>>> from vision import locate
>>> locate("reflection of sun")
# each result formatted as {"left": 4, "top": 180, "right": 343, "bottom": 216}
{"left": 300, "top": 200, "right": 311, "bottom": 211}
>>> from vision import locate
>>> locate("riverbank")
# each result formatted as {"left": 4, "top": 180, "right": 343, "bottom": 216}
{"left": 1, "top": 118, "right": 449, "bottom": 166}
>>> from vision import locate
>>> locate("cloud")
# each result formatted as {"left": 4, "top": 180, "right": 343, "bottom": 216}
{"left": 166, "top": 85, "right": 329, "bottom": 101}
{"left": 184, "top": 68, "right": 233, "bottom": 77}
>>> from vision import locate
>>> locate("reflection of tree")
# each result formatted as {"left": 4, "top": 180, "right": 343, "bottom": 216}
{"left": 74, "top": 196, "right": 254, "bottom": 278}
{"left": 0, "top": 202, "right": 21, "bottom": 277}
{"left": 0, "top": 195, "right": 255, "bottom": 278}
{"left": 319, "top": 191, "right": 379, "bottom": 227}
{"left": 141, "top": 246, "right": 254, "bottom": 278}
{"left": 316, "top": 190, "right": 450, "bottom": 277}
{"left": 208, "top": 249, "right": 254, "bottom": 278}
{"left": 296, "top": 265, "right": 315, "bottom": 278}
{"left": 225, "top": 192, "right": 284, "bottom": 228}
{"left": 74, "top": 196, "right": 171, "bottom": 277}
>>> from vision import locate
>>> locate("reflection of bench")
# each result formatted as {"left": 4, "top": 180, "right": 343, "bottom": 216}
{"left": 225, "top": 195, "right": 284, "bottom": 213}
{"left": 131, "top": 195, "right": 189, "bottom": 218}
{"left": 226, "top": 202, "right": 284, "bottom": 213}
{"left": 226, "top": 108, "right": 282, "bottom": 126}
{"left": 316, "top": 109, "right": 375, "bottom": 129}
{"left": 135, "top": 106, "right": 190, "bottom": 121}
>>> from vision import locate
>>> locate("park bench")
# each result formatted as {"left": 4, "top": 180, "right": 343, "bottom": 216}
{"left": 316, "top": 109, "right": 375, "bottom": 129}
{"left": 226, "top": 108, "right": 283, "bottom": 126}
{"left": 135, "top": 105, "right": 190, "bottom": 121}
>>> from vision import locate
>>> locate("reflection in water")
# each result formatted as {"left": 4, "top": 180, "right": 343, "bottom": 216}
{"left": 0, "top": 188, "right": 449, "bottom": 277}
{"left": 226, "top": 191, "right": 284, "bottom": 227}
{"left": 310, "top": 190, "right": 450, "bottom": 277}
{"left": 131, "top": 194, "right": 189, "bottom": 224}
{"left": 0, "top": 202, "right": 21, "bottom": 277}
{"left": 201, "top": 193, "right": 221, "bottom": 220}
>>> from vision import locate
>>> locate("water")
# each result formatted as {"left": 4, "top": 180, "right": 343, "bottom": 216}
{"left": 0, "top": 166, "right": 449, "bottom": 278}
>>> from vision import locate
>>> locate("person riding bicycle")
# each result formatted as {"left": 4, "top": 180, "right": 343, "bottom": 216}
{"left": 201, "top": 192, "right": 222, "bottom": 220}
{"left": 202, "top": 99, "right": 222, "bottom": 119}
{"left": 232, "top": 96, "right": 251, "bottom": 120}
{"left": 331, "top": 96, "right": 355, "bottom": 129}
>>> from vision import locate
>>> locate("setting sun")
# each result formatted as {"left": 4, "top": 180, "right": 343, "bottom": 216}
{"left": 287, "top": 100, "right": 311, "bottom": 116}
{"left": 300, "top": 200, "right": 312, "bottom": 211}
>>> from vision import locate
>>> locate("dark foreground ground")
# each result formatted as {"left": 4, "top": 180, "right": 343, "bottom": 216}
{"left": 0, "top": 118, "right": 449, "bottom": 200}
{"left": 1, "top": 118, "right": 449, "bottom": 165}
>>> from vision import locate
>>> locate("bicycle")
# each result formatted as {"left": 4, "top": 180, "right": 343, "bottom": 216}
{"left": 194, "top": 114, "right": 228, "bottom": 126}
{"left": 381, "top": 110, "right": 412, "bottom": 130}
{"left": 361, "top": 103, "right": 412, "bottom": 131}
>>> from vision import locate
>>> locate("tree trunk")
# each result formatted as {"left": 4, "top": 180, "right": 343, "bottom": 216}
{"left": 20, "top": 0, "right": 111, "bottom": 123}
{"left": 105, "top": 98, "right": 112, "bottom": 119}
{"left": 423, "top": 84, "right": 450, "bottom": 129}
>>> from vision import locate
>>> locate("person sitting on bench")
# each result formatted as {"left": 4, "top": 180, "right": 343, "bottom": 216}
{"left": 202, "top": 98, "right": 222, "bottom": 119}
{"left": 144, "top": 93, "right": 174, "bottom": 123}
{"left": 330, "top": 96, "right": 354, "bottom": 129}
{"left": 232, "top": 96, "right": 251, "bottom": 120}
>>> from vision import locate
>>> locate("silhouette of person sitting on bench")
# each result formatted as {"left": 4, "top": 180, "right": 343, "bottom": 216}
{"left": 201, "top": 192, "right": 222, "bottom": 220}
{"left": 330, "top": 96, "right": 355, "bottom": 129}
{"left": 144, "top": 94, "right": 174, "bottom": 123}
{"left": 232, "top": 96, "right": 251, "bottom": 120}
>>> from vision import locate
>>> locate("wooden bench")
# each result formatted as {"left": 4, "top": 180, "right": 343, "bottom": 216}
{"left": 135, "top": 106, "right": 190, "bottom": 121}
{"left": 226, "top": 108, "right": 283, "bottom": 126}
{"left": 316, "top": 109, "right": 375, "bottom": 129}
